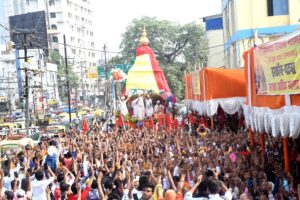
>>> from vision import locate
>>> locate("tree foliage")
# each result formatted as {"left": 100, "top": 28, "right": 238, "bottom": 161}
{"left": 50, "top": 51, "right": 79, "bottom": 101}
{"left": 114, "top": 16, "right": 208, "bottom": 100}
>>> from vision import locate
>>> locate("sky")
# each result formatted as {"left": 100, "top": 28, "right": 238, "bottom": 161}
{"left": 92, "top": 0, "right": 222, "bottom": 54}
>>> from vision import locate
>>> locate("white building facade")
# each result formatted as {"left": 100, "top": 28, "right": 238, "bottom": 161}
{"left": 0, "top": 0, "right": 98, "bottom": 110}
{"left": 47, "top": 0, "right": 98, "bottom": 104}
{"left": 0, "top": 48, "right": 59, "bottom": 114}
{"left": 203, "top": 14, "right": 225, "bottom": 68}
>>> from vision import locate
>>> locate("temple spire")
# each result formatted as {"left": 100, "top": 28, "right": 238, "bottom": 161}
{"left": 139, "top": 25, "right": 149, "bottom": 45}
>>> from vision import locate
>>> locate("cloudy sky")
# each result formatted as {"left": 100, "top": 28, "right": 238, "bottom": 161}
{"left": 93, "top": 0, "right": 222, "bottom": 53}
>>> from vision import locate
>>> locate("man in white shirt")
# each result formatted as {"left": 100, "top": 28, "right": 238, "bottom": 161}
{"left": 31, "top": 168, "right": 56, "bottom": 200}
{"left": 207, "top": 179, "right": 232, "bottom": 200}
{"left": 3, "top": 169, "right": 13, "bottom": 191}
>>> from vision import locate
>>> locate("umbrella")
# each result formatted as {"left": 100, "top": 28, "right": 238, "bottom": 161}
{"left": 160, "top": 91, "right": 173, "bottom": 99}
{"left": 58, "top": 112, "right": 68, "bottom": 117}
{"left": 167, "top": 95, "right": 176, "bottom": 103}
{"left": 93, "top": 109, "right": 104, "bottom": 116}
{"left": 82, "top": 107, "right": 91, "bottom": 111}
{"left": 61, "top": 113, "right": 76, "bottom": 122}
{"left": 161, "top": 92, "right": 176, "bottom": 103}
{"left": 78, "top": 110, "right": 86, "bottom": 117}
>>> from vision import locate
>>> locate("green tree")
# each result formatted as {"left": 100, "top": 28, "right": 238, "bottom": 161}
{"left": 114, "top": 16, "right": 208, "bottom": 100}
{"left": 50, "top": 51, "right": 79, "bottom": 101}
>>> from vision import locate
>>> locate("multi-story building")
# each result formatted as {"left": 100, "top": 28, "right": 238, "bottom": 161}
{"left": 222, "top": 0, "right": 300, "bottom": 68}
{"left": 47, "top": 0, "right": 98, "bottom": 103}
{"left": 203, "top": 14, "right": 225, "bottom": 68}
{"left": 0, "top": 48, "right": 59, "bottom": 115}
{"left": 0, "top": 0, "right": 98, "bottom": 108}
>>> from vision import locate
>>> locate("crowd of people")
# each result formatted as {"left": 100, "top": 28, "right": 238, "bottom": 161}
{"left": 0, "top": 104, "right": 299, "bottom": 200}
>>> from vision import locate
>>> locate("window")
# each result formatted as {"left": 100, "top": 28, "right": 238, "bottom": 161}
{"left": 51, "top": 24, "right": 57, "bottom": 30}
{"left": 267, "top": 0, "right": 288, "bottom": 16}
{"left": 50, "top": 12, "right": 56, "bottom": 18}
{"left": 49, "top": 0, "right": 55, "bottom": 6}
{"left": 52, "top": 36, "right": 58, "bottom": 43}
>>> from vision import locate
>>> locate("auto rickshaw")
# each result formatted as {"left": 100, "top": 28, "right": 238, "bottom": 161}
{"left": 0, "top": 123, "right": 17, "bottom": 131}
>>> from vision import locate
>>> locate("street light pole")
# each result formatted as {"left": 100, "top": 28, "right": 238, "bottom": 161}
{"left": 63, "top": 35, "right": 72, "bottom": 125}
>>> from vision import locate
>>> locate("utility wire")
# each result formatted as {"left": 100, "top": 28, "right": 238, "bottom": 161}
{"left": 1, "top": 22, "right": 234, "bottom": 56}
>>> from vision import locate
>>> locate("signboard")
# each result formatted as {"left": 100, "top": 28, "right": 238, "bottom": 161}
{"left": 115, "top": 64, "right": 132, "bottom": 74}
{"left": 192, "top": 71, "right": 201, "bottom": 95}
{"left": 9, "top": 11, "right": 48, "bottom": 55}
{"left": 254, "top": 31, "right": 300, "bottom": 95}
{"left": 98, "top": 66, "right": 106, "bottom": 78}
{"left": 0, "top": 102, "right": 9, "bottom": 112}
{"left": 88, "top": 66, "right": 98, "bottom": 79}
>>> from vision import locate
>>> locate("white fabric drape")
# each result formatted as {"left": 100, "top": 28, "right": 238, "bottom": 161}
{"left": 244, "top": 105, "right": 300, "bottom": 139}
{"left": 184, "top": 97, "right": 246, "bottom": 117}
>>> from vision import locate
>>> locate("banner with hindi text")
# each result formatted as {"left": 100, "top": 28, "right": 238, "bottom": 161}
{"left": 254, "top": 31, "right": 300, "bottom": 95}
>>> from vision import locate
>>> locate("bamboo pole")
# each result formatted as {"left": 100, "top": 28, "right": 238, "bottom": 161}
{"left": 249, "top": 128, "right": 254, "bottom": 146}
{"left": 283, "top": 138, "right": 291, "bottom": 172}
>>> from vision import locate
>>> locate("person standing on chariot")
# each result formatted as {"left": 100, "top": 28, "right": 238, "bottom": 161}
{"left": 119, "top": 96, "right": 129, "bottom": 117}
{"left": 145, "top": 93, "right": 154, "bottom": 118}
{"left": 132, "top": 91, "right": 145, "bottom": 121}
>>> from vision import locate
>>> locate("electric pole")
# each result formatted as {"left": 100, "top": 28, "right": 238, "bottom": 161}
{"left": 23, "top": 33, "right": 30, "bottom": 135}
{"left": 7, "top": 72, "right": 12, "bottom": 115}
{"left": 103, "top": 44, "right": 108, "bottom": 111}
{"left": 81, "top": 62, "right": 84, "bottom": 106}
{"left": 63, "top": 35, "right": 72, "bottom": 125}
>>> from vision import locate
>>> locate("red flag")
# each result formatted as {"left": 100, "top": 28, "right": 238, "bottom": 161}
{"left": 158, "top": 114, "right": 163, "bottom": 128}
{"left": 180, "top": 117, "right": 185, "bottom": 127}
{"left": 82, "top": 119, "right": 89, "bottom": 134}
{"left": 174, "top": 118, "right": 179, "bottom": 130}
{"left": 119, "top": 115, "right": 124, "bottom": 127}
{"left": 149, "top": 117, "right": 155, "bottom": 129}
{"left": 189, "top": 114, "right": 196, "bottom": 124}
{"left": 165, "top": 114, "right": 171, "bottom": 129}
{"left": 115, "top": 118, "right": 119, "bottom": 129}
